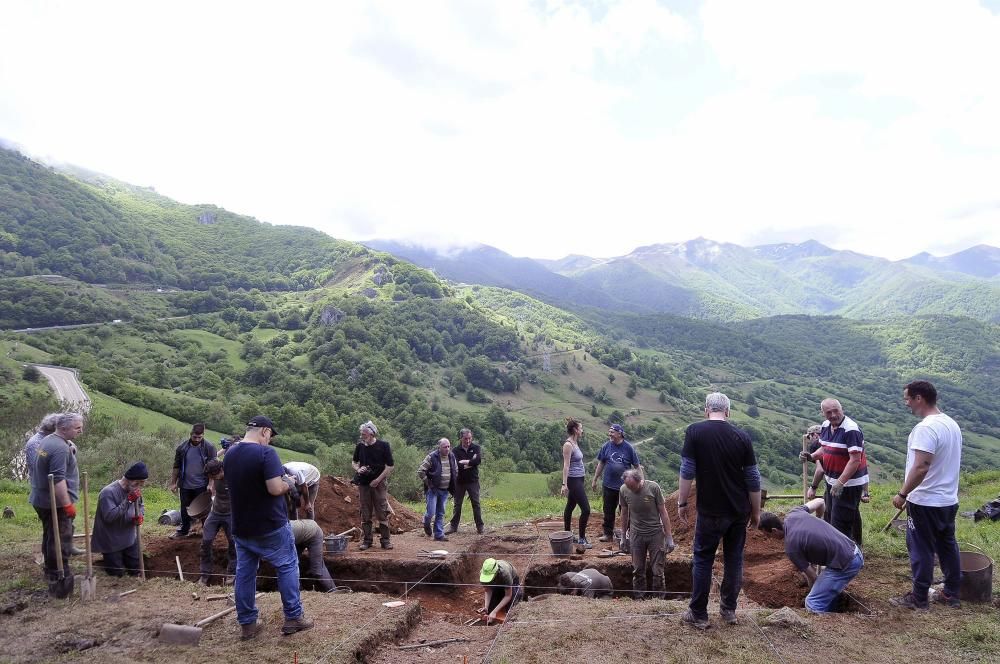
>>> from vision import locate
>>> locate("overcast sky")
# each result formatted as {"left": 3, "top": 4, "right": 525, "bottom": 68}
{"left": 2, "top": 0, "right": 999, "bottom": 260}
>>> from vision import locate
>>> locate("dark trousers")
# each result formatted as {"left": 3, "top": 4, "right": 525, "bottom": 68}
{"left": 34, "top": 506, "right": 73, "bottom": 581}
{"left": 450, "top": 481, "right": 484, "bottom": 530}
{"left": 630, "top": 531, "right": 665, "bottom": 598}
{"left": 486, "top": 575, "right": 522, "bottom": 613}
{"left": 602, "top": 486, "right": 620, "bottom": 537}
{"left": 304, "top": 483, "right": 319, "bottom": 520}
{"left": 200, "top": 510, "right": 237, "bottom": 578}
{"left": 563, "top": 476, "right": 590, "bottom": 538}
{"left": 178, "top": 486, "right": 205, "bottom": 534}
{"left": 823, "top": 482, "right": 863, "bottom": 544}
{"left": 689, "top": 513, "right": 748, "bottom": 621}
{"left": 907, "top": 502, "right": 962, "bottom": 602}
{"left": 102, "top": 542, "right": 141, "bottom": 577}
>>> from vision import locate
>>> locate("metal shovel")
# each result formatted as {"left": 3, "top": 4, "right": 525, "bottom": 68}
{"left": 159, "top": 592, "right": 263, "bottom": 645}
{"left": 47, "top": 473, "right": 76, "bottom": 599}
{"left": 79, "top": 472, "right": 97, "bottom": 600}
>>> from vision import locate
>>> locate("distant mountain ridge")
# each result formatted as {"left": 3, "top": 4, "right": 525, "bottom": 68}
{"left": 370, "top": 237, "right": 1000, "bottom": 322}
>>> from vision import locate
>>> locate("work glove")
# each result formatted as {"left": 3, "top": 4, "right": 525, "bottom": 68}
{"left": 798, "top": 451, "right": 812, "bottom": 463}
{"left": 134, "top": 515, "right": 144, "bottom": 526}
{"left": 830, "top": 480, "right": 845, "bottom": 498}
{"left": 127, "top": 490, "right": 141, "bottom": 503}
{"left": 62, "top": 503, "right": 76, "bottom": 519}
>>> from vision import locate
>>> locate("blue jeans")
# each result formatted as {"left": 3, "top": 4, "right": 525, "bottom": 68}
{"left": 424, "top": 487, "right": 449, "bottom": 539}
{"left": 906, "top": 502, "right": 961, "bottom": 602}
{"left": 234, "top": 523, "right": 303, "bottom": 624}
{"left": 689, "top": 513, "right": 748, "bottom": 621}
{"left": 805, "top": 546, "right": 863, "bottom": 613}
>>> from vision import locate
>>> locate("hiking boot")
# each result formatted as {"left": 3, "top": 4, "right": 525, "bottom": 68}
{"left": 197, "top": 576, "right": 210, "bottom": 586}
{"left": 720, "top": 609, "right": 738, "bottom": 625}
{"left": 423, "top": 518, "right": 432, "bottom": 537}
{"left": 681, "top": 609, "right": 710, "bottom": 630}
{"left": 381, "top": 540, "right": 394, "bottom": 550}
{"left": 282, "top": 615, "right": 314, "bottom": 636}
{"left": 931, "top": 590, "right": 961, "bottom": 608}
{"left": 578, "top": 537, "right": 593, "bottom": 549}
{"left": 379, "top": 524, "right": 393, "bottom": 549}
{"left": 598, "top": 534, "right": 612, "bottom": 543}
{"left": 168, "top": 531, "right": 187, "bottom": 540}
{"left": 446, "top": 525, "right": 458, "bottom": 535}
{"left": 70, "top": 545, "right": 86, "bottom": 556}
{"left": 434, "top": 536, "right": 450, "bottom": 542}
{"left": 240, "top": 619, "right": 264, "bottom": 641}
{"left": 889, "top": 592, "right": 929, "bottom": 611}
{"left": 359, "top": 541, "right": 372, "bottom": 551}
{"left": 476, "top": 525, "right": 485, "bottom": 535}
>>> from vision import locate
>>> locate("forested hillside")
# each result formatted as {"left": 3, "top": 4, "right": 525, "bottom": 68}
{"left": 2, "top": 146, "right": 999, "bottom": 496}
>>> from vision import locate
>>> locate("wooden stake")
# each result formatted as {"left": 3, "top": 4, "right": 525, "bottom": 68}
{"left": 118, "top": 589, "right": 137, "bottom": 597}
{"left": 801, "top": 437, "right": 809, "bottom": 502}
{"left": 398, "top": 638, "right": 468, "bottom": 651}
{"left": 176, "top": 555, "right": 184, "bottom": 581}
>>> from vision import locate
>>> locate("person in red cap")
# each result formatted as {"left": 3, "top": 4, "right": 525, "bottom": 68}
{"left": 92, "top": 461, "right": 147, "bottom": 577}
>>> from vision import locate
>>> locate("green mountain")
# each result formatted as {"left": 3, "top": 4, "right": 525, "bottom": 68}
{"left": 2, "top": 146, "right": 998, "bottom": 494}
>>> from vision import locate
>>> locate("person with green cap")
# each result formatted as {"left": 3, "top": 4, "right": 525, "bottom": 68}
{"left": 478, "top": 558, "right": 520, "bottom": 624}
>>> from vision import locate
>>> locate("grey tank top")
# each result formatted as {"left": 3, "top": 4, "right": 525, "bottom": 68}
{"left": 567, "top": 442, "right": 585, "bottom": 478}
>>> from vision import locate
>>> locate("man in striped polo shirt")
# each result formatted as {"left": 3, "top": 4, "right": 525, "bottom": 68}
{"left": 800, "top": 398, "right": 867, "bottom": 543}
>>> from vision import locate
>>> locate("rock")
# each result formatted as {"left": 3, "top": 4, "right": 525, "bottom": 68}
{"left": 761, "top": 606, "right": 809, "bottom": 629}
{"left": 2, "top": 506, "right": 14, "bottom": 519}
{"left": 344, "top": 496, "right": 352, "bottom": 504}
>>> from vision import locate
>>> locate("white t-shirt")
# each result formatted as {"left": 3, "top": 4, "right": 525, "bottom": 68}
{"left": 283, "top": 461, "right": 321, "bottom": 487}
{"left": 906, "top": 413, "right": 962, "bottom": 507}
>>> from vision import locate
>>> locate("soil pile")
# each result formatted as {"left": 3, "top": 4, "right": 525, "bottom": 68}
{"left": 741, "top": 528, "right": 807, "bottom": 608}
{"left": 312, "top": 476, "right": 421, "bottom": 535}
{"left": 665, "top": 486, "right": 698, "bottom": 545}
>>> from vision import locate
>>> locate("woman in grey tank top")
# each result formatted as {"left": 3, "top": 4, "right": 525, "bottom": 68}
{"left": 561, "top": 418, "right": 592, "bottom": 548}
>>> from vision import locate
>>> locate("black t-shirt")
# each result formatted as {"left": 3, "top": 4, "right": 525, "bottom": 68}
{"left": 352, "top": 439, "right": 395, "bottom": 485}
{"left": 682, "top": 420, "right": 757, "bottom": 518}
{"left": 223, "top": 442, "right": 287, "bottom": 538}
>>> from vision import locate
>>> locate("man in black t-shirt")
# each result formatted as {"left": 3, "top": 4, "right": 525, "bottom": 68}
{"left": 677, "top": 392, "right": 761, "bottom": 629}
{"left": 351, "top": 420, "right": 395, "bottom": 550}
{"left": 224, "top": 416, "right": 313, "bottom": 641}
{"left": 448, "top": 428, "right": 485, "bottom": 534}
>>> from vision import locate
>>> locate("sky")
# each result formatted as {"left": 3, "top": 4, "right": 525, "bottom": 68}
{"left": 2, "top": 0, "right": 1000, "bottom": 261}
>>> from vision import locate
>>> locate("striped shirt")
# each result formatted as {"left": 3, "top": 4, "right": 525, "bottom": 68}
{"left": 819, "top": 415, "right": 868, "bottom": 487}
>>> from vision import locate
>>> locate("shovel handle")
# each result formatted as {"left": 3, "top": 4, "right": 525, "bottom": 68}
{"left": 136, "top": 524, "right": 146, "bottom": 581}
{"left": 194, "top": 592, "right": 263, "bottom": 627}
{"left": 882, "top": 505, "right": 906, "bottom": 533}
{"left": 47, "top": 474, "right": 65, "bottom": 579}
{"left": 82, "top": 472, "right": 93, "bottom": 577}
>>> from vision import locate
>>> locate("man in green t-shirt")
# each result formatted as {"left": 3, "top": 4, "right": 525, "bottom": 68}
{"left": 620, "top": 468, "right": 675, "bottom": 599}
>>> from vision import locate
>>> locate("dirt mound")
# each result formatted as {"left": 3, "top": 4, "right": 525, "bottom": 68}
{"left": 313, "top": 476, "right": 422, "bottom": 536}
{"left": 741, "top": 528, "right": 807, "bottom": 608}
{"left": 665, "top": 486, "right": 698, "bottom": 545}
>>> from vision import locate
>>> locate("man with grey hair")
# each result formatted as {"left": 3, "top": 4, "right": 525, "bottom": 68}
{"left": 619, "top": 468, "right": 675, "bottom": 599}
{"left": 799, "top": 398, "right": 868, "bottom": 543}
{"left": 418, "top": 438, "right": 458, "bottom": 542}
{"left": 678, "top": 393, "right": 761, "bottom": 629}
{"left": 29, "top": 412, "right": 84, "bottom": 598}
{"left": 449, "top": 428, "right": 484, "bottom": 534}
{"left": 24, "top": 413, "right": 61, "bottom": 481}
{"left": 352, "top": 421, "right": 395, "bottom": 550}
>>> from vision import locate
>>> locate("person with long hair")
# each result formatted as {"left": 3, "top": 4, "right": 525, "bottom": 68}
{"left": 560, "top": 418, "right": 592, "bottom": 548}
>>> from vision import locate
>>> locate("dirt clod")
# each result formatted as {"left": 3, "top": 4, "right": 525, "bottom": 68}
{"left": 761, "top": 606, "right": 809, "bottom": 629}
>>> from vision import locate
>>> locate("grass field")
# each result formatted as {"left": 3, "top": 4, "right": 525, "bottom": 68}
{"left": 0, "top": 338, "right": 53, "bottom": 363}
{"left": 173, "top": 328, "right": 248, "bottom": 370}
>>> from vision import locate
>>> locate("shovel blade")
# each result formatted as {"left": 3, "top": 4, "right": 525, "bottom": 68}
{"left": 48, "top": 575, "right": 75, "bottom": 599}
{"left": 80, "top": 575, "right": 97, "bottom": 601}
{"left": 158, "top": 623, "right": 203, "bottom": 645}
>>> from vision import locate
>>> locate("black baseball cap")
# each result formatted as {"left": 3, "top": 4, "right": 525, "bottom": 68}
{"left": 247, "top": 415, "right": 279, "bottom": 436}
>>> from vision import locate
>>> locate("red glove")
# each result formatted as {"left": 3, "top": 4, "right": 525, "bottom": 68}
{"left": 62, "top": 503, "right": 76, "bottom": 519}
{"left": 133, "top": 515, "right": 144, "bottom": 526}
{"left": 127, "top": 490, "right": 141, "bottom": 503}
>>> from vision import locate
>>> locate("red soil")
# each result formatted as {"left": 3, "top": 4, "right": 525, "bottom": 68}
{"left": 311, "top": 476, "right": 422, "bottom": 536}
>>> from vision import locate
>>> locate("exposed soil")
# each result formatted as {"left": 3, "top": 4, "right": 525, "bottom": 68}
{"left": 312, "top": 476, "right": 422, "bottom": 536}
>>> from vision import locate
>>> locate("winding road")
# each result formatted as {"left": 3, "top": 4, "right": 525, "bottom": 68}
{"left": 32, "top": 365, "right": 91, "bottom": 412}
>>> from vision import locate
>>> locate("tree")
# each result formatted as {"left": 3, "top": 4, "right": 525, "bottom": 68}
{"left": 591, "top": 405, "right": 599, "bottom": 418}
{"left": 608, "top": 373, "right": 616, "bottom": 384}
{"left": 747, "top": 405, "right": 760, "bottom": 418}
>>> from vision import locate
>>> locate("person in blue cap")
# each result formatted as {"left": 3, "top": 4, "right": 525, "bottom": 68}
{"left": 92, "top": 461, "right": 147, "bottom": 577}
{"left": 592, "top": 423, "right": 641, "bottom": 543}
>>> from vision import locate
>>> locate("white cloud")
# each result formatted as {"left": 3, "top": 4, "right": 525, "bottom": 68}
{"left": 0, "top": 0, "right": 998, "bottom": 261}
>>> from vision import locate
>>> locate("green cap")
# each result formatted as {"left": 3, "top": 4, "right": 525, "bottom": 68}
{"left": 480, "top": 558, "right": 499, "bottom": 583}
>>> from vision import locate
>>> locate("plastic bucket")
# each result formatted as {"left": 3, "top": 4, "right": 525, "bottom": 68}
{"left": 158, "top": 509, "right": 181, "bottom": 526}
{"left": 549, "top": 530, "right": 574, "bottom": 557}
{"left": 186, "top": 491, "right": 212, "bottom": 520}
{"left": 959, "top": 545, "right": 993, "bottom": 604}
{"left": 324, "top": 535, "right": 348, "bottom": 556}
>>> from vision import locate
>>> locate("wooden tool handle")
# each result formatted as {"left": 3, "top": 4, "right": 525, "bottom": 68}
{"left": 881, "top": 505, "right": 906, "bottom": 533}
{"left": 48, "top": 474, "right": 65, "bottom": 578}
{"left": 194, "top": 593, "right": 263, "bottom": 627}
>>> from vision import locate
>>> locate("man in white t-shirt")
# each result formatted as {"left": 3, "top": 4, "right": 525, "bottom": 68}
{"left": 283, "top": 462, "right": 321, "bottom": 520}
{"left": 889, "top": 380, "right": 963, "bottom": 611}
